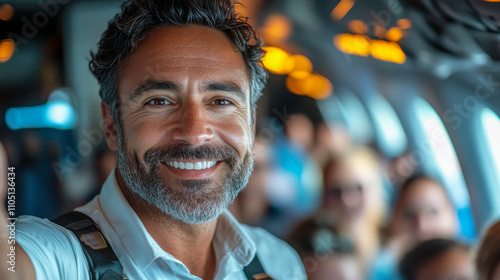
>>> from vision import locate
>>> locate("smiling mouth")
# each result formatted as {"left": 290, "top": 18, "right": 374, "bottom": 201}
{"left": 162, "top": 160, "right": 218, "bottom": 170}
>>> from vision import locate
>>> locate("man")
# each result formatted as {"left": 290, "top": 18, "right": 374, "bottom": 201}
{"left": 0, "top": 0, "right": 306, "bottom": 279}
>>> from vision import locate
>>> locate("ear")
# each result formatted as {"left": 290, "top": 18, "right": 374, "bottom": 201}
{"left": 101, "top": 102, "right": 118, "bottom": 151}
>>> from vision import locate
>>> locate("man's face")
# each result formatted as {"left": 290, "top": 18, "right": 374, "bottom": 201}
{"left": 105, "top": 25, "right": 254, "bottom": 224}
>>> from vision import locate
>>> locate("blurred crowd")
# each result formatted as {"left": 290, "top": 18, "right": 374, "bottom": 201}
{"left": 228, "top": 113, "right": 500, "bottom": 280}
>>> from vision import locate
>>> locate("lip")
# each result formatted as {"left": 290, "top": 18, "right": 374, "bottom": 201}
{"left": 160, "top": 160, "right": 221, "bottom": 179}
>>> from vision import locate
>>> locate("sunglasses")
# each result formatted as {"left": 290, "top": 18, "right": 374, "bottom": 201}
{"left": 325, "top": 183, "right": 363, "bottom": 198}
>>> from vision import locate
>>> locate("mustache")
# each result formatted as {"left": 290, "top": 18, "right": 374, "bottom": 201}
{"left": 143, "top": 144, "right": 240, "bottom": 168}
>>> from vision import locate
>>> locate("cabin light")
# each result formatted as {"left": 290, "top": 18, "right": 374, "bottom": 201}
{"left": 397, "top": 19, "right": 412, "bottom": 29}
{"left": 5, "top": 89, "right": 78, "bottom": 130}
{"left": 261, "top": 46, "right": 294, "bottom": 75}
{"left": 387, "top": 27, "right": 403, "bottom": 42}
{"left": 334, "top": 33, "right": 406, "bottom": 64}
{"left": 348, "top": 20, "right": 367, "bottom": 34}
{"left": 261, "top": 14, "right": 292, "bottom": 45}
{"left": 0, "top": 4, "right": 14, "bottom": 21}
{"left": 331, "top": 0, "right": 355, "bottom": 21}
{"left": 373, "top": 25, "right": 387, "bottom": 39}
{"left": 289, "top": 55, "right": 313, "bottom": 74}
{"left": 370, "top": 40, "right": 406, "bottom": 64}
{"left": 0, "top": 39, "right": 15, "bottom": 63}
{"left": 6, "top": 100, "right": 77, "bottom": 130}
{"left": 286, "top": 73, "right": 333, "bottom": 99}
{"left": 333, "top": 34, "right": 370, "bottom": 57}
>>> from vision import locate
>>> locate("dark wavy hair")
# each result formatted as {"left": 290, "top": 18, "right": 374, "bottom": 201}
{"left": 399, "top": 238, "right": 470, "bottom": 280}
{"left": 477, "top": 221, "right": 500, "bottom": 280}
{"left": 89, "top": 0, "right": 267, "bottom": 124}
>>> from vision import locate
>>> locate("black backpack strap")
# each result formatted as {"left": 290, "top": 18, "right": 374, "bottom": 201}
{"left": 243, "top": 254, "right": 273, "bottom": 280}
{"left": 52, "top": 211, "right": 124, "bottom": 280}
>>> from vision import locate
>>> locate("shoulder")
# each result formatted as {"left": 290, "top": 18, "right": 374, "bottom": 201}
{"left": 240, "top": 224, "right": 307, "bottom": 280}
{"left": 16, "top": 215, "right": 89, "bottom": 280}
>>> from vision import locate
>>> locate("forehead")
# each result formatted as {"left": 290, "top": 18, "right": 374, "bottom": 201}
{"left": 324, "top": 161, "right": 357, "bottom": 181}
{"left": 404, "top": 180, "right": 445, "bottom": 199}
{"left": 400, "top": 181, "right": 450, "bottom": 208}
{"left": 118, "top": 25, "right": 250, "bottom": 96}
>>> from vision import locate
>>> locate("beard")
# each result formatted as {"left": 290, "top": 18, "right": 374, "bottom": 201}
{"left": 115, "top": 134, "right": 254, "bottom": 224}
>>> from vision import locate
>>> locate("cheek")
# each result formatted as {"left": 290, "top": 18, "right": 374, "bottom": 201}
{"left": 211, "top": 110, "right": 253, "bottom": 153}
{"left": 122, "top": 116, "right": 168, "bottom": 155}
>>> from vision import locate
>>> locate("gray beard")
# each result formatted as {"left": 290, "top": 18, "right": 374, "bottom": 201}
{"left": 116, "top": 137, "right": 253, "bottom": 224}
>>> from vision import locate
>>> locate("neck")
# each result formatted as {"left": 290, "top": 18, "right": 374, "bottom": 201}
{"left": 115, "top": 169, "right": 217, "bottom": 279}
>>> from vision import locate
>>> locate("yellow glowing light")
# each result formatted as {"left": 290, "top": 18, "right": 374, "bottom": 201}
{"left": 289, "top": 70, "right": 311, "bottom": 79}
{"left": 0, "top": 39, "right": 15, "bottom": 63}
{"left": 286, "top": 75, "right": 307, "bottom": 96}
{"left": 370, "top": 40, "right": 406, "bottom": 64}
{"left": 397, "top": 19, "right": 412, "bottom": 29}
{"left": 348, "top": 20, "right": 367, "bottom": 34}
{"left": 481, "top": 0, "right": 500, "bottom": 2}
{"left": 331, "top": 0, "right": 355, "bottom": 21}
{"left": 261, "top": 14, "right": 292, "bottom": 45}
{"left": 289, "top": 54, "right": 313, "bottom": 73}
{"left": 0, "top": 4, "right": 14, "bottom": 21}
{"left": 333, "top": 34, "right": 370, "bottom": 56}
{"left": 286, "top": 73, "right": 333, "bottom": 99}
{"left": 306, "top": 74, "right": 333, "bottom": 99}
{"left": 261, "top": 46, "right": 295, "bottom": 75}
{"left": 387, "top": 27, "right": 403, "bottom": 42}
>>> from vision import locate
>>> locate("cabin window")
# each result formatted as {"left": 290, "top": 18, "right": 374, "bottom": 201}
{"left": 413, "top": 98, "right": 475, "bottom": 238}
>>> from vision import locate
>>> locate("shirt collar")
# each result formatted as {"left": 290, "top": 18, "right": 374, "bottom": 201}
{"left": 98, "top": 169, "right": 257, "bottom": 272}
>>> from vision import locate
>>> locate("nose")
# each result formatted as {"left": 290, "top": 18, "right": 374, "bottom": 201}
{"left": 340, "top": 189, "right": 361, "bottom": 208}
{"left": 414, "top": 216, "right": 432, "bottom": 238}
{"left": 172, "top": 99, "right": 214, "bottom": 146}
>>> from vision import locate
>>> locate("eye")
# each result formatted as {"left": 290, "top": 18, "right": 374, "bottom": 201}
{"left": 146, "top": 98, "right": 170, "bottom": 106}
{"left": 211, "top": 99, "right": 233, "bottom": 106}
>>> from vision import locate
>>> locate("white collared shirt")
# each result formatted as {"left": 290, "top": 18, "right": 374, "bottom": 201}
{"left": 16, "top": 170, "right": 306, "bottom": 280}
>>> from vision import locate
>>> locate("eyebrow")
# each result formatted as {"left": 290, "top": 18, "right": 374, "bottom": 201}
{"left": 128, "top": 80, "right": 247, "bottom": 102}
{"left": 202, "top": 81, "right": 246, "bottom": 101}
{"left": 129, "top": 81, "right": 180, "bottom": 101}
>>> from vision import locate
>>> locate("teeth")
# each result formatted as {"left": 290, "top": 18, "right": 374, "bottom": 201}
{"left": 164, "top": 160, "right": 217, "bottom": 170}
{"left": 194, "top": 162, "right": 202, "bottom": 170}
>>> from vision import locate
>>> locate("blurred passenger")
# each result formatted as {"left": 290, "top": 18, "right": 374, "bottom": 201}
{"left": 266, "top": 114, "right": 322, "bottom": 236}
{"left": 369, "top": 175, "right": 458, "bottom": 280}
{"left": 387, "top": 175, "right": 457, "bottom": 255}
{"left": 318, "top": 146, "right": 387, "bottom": 271}
{"left": 288, "top": 218, "right": 362, "bottom": 280}
{"left": 285, "top": 114, "right": 315, "bottom": 152}
{"left": 476, "top": 220, "right": 500, "bottom": 280}
{"left": 399, "top": 238, "right": 474, "bottom": 280}
{"left": 313, "top": 122, "right": 352, "bottom": 169}
{"left": 229, "top": 137, "right": 270, "bottom": 226}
